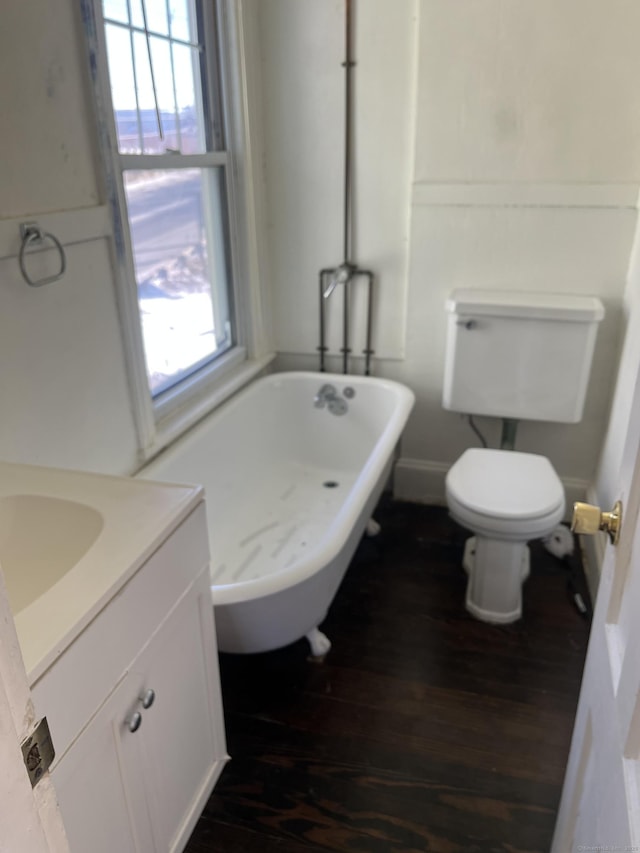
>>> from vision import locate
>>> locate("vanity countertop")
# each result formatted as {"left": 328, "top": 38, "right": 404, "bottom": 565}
{"left": 0, "top": 461, "right": 202, "bottom": 684}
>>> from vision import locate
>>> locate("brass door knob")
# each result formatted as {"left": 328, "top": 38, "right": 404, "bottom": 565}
{"left": 571, "top": 500, "right": 622, "bottom": 545}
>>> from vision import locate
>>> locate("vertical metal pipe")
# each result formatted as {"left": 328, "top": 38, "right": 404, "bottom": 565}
{"left": 340, "top": 0, "right": 354, "bottom": 373}
{"left": 500, "top": 418, "right": 519, "bottom": 451}
{"left": 318, "top": 271, "right": 328, "bottom": 372}
{"left": 319, "top": 1, "right": 369, "bottom": 375}
{"left": 363, "top": 272, "right": 373, "bottom": 376}
{"left": 319, "top": 272, "right": 325, "bottom": 372}
{"left": 343, "top": 0, "right": 353, "bottom": 266}
{"left": 342, "top": 277, "right": 350, "bottom": 374}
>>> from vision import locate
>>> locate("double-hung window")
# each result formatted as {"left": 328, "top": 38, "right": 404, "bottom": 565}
{"left": 95, "top": 0, "right": 237, "bottom": 403}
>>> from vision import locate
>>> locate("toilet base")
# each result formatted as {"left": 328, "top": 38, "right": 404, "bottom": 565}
{"left": 462, "top": 536, "right": 530, "bottom": 624}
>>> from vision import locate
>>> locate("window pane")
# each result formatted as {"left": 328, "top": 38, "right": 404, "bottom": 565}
{"left": 123, "top": 168, "right": 233, "bottom": 396}
{"left": 105, "top": 24, "right": 140, "bottom": 152}
{"left": 103, "top": 0, "right": 144, "bottom": 27}
{"left": 103, "top": 0, "right": 129, "bottom": 24}
{"left": 172, "top": 43, "right": 205, "bottom": 153}
{"left": 168, "top": 0, "right": 193, "bottom": 42}
{"left": 142, "top": 0, "right": 168, "bottom": 36}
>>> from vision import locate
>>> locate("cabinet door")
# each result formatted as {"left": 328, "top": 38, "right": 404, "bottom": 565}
{"left": 52, "top": 674, "right": 154, "bottom": 853}
{"left": 53, "top": 569, "right": 226, "bottom": 853}
{"left": 133, "top": 571, "right": 227, "bottom": 852}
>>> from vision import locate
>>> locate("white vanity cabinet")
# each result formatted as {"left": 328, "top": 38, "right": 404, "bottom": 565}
{"left": 31, "top": 502, "right": 228, "bottom": 853}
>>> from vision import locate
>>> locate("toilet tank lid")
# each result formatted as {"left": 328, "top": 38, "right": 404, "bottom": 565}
{"left": 445, "top": 289, "right": 605, "bottom": 322}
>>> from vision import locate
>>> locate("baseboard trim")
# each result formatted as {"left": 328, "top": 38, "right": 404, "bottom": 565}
{"left": 393, "top": 458, "right": 449, "bottom": 505}
{"left": 394, "top": 457, "right": 589, "bottom": 518}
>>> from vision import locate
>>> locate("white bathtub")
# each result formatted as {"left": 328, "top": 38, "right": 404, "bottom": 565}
{"left": 138, "top": 372, "right": 414, "bottom": 654}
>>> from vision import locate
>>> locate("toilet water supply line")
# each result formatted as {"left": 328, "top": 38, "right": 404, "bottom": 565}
{"left": 318, "top": 0, "right": 375, "bottom": 376}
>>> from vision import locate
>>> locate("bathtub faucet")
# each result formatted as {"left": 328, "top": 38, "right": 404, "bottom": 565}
{"left": 323, "top": 263, "right": 353, "bottom": 299}
{"left": 314, "top": 384, "right": 338, "bottom": 407}
{"left": 313, "top": 384, "right": 348, "bottom": 416}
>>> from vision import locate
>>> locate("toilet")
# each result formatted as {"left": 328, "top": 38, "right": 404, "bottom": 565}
{"left": 442, "top": 289, "right": 605, "bottom": 624}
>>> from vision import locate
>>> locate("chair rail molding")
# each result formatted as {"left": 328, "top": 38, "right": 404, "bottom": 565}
{"left": 412, "top": 182, "right": 640, "bottom": 210}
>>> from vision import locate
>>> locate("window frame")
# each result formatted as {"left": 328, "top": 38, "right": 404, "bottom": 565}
{"left": 82, "top": 0, "right": 271, "bottom": 462}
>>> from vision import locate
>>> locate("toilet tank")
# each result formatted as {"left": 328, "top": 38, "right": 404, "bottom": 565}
{"left": 442, "top": 290, "right": 605, "bottom": 423}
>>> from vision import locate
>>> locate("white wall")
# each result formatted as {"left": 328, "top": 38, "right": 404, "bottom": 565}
{"left": 257, "top": 0, "right": 416, "bottom": 361}
{"left": 414, "top": 0, "right": 640, "bottom": 184}
{"left": 0, "top": 1, "right": 139, "bottom": 474}
{"left": 594, "top": 223, "right": 640, "bottom": 511}
{"left": 260, "top": 0, "right": 640, "bottom": 503}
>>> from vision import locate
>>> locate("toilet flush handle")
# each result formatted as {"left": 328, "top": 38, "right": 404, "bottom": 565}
{"left": 571, "top": 500, "right": 622, "bottom": 546}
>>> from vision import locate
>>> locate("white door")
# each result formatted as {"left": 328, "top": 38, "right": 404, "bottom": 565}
{"left": 552, "top": 363, "right": 640, "bottom": 850}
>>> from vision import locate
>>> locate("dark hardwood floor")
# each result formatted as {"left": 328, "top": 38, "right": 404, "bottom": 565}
{"left": 185, "top": 498, "right": 591, "bottom": 853}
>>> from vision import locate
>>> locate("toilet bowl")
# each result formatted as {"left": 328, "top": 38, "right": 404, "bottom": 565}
{"left": 446, "top": 448, "right": 565, "bottom": 623}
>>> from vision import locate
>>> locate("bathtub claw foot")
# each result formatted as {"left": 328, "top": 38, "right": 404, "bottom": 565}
{"left": 366, "top": 518, "right": 381, "bottom": 537}
{"left": 306, "top": 628, "right": 332, "bottom": 660}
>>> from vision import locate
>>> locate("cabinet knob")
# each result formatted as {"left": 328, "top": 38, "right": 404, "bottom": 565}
{"left": 140, "top": 688, "right": 156, "bottom": 710}
{"left": 127, "top": 711, "right": 142, "bottom": 733}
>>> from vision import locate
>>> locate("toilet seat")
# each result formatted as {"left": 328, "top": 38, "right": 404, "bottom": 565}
{"left": 447, "top": 490, "right": 565, "bottom": 539}
{"left": 446, "top": 448, "right": 565, "bottom": 539}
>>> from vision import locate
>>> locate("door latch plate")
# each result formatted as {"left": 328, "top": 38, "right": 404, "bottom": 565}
{"left": 21, "top": 717, "right": 55, "bottom": 788}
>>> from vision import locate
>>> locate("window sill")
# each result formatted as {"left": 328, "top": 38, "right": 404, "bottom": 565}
{"left": 138, "top": 351, "right": 275, "bottom": 467}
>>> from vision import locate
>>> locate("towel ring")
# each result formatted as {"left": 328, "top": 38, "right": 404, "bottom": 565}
{"left": 18, "top": 222, "right": 67, "bottom": 287}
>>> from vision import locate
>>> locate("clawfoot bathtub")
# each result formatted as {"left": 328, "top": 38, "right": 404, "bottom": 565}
{"left": 139, "top": 372, "right": 414, "bottom": 655}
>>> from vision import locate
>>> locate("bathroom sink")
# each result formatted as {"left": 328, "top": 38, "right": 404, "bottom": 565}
{"left": 0, "top": 494, "right": 104, "bottom": 614}
{"left": 0, "top": 460, "right": 202, "bottom": 684}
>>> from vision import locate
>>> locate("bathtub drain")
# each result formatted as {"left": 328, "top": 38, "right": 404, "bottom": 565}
{"left": 323, "top": 481, "right": 339, "bottom": 488}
